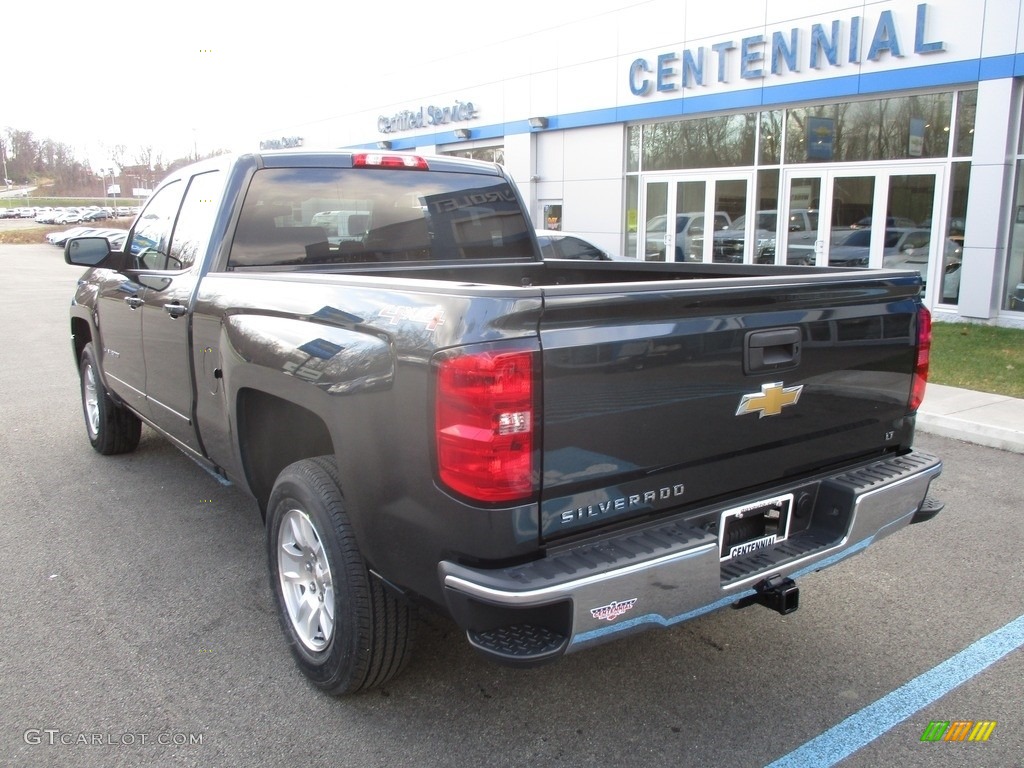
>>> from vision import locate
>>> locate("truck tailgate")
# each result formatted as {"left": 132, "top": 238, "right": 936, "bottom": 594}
{"left": 538, "top": 273, "right": 923, "bottom": 540}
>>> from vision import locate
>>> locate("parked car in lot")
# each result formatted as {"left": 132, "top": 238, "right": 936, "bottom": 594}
{"left": 535, "top": 229, "right": 621, "bottom": 260}
{"left": 826, "top": 227, "right": 963, "bottom": 302}
{"left": 47, "top": 226, "right": 99, "bottom": 246}
{"left": 54, "top": 209, "right": 85, "bottom": 225}
{"left": 81, "top": 209, "right": 111, "bottom": 221}
{"left": 883, "top": 233, "right": 964, "bottom": 303}
{"left": 645, "top": 211, "right": 732, "bottom": 261}
{"left": 47, "top": 226, "right": 126, "bottom": 247}
{"left": 827, "top": 227, "right": 951, "bottom": 266}
{"left": 1010, "top": 282, "right": 1024, "bottom": 310}
{"left": 107, "top": 230, "right": 128, "bottom": 251}
{"left": 852, "top": 215, "right": 917, "bottom": 229}
{"left": 714, "top": 209, "right": 818, "bottom": 265}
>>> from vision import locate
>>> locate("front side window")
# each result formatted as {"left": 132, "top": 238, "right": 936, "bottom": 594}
{"left": 127, "top": 181, "right": 184, "bottom": 269}
{"left": 168, "top": 170, "right": 223, "bottom": 271}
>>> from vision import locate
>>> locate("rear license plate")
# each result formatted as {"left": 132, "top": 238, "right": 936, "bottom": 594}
{"left": 719, "top": 493, "right": 793, "bottom": 561}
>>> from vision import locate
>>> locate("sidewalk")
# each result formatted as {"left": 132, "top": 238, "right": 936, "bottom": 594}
{"left": 916, "top": 383, "right": 1024, "bottom": 454}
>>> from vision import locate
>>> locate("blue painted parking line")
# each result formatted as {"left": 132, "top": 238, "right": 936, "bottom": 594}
{"left": 764, "top": 613, "right": 1024, "bottom": 768}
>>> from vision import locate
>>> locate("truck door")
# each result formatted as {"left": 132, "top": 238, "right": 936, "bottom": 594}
{"left": 138, "top": 170, "right": 223, "bottom": 454}
{"left": 115, "top": 180, "right": 184, "bottom": 426}
{"left": 95, "top": 180, "right": 185, "bottom": 414}
{"left": 91, "top": 270, "right": 147, "bottom": 414}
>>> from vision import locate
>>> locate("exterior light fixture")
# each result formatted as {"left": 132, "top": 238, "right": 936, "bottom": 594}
{"left": 528, "top": 116, "right": 549, "bottom": 129}
{"left": 454, "top": 128, "right": 472, "bottom": 139}
{"left": 377, "top": 140, "right": 392, "bottom": 150}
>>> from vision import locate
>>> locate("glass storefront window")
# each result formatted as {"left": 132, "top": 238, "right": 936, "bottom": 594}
{"left": 642, "top": 113, "right": 756, "bottom": 171}
{"left": 542, "top": 203, "right": 562, "bottom": 231}
{"left": 759, "top": 111, "right": 784, "bottom": 165}
{"left": 626, "top": 125, "right": 641, "bottom": 173}
{"left": 443, "top": 146, "right": 505, "bottom": 164}
{"left": 882, "top": 174, "right": 939, "bottom": 297}
{"left": 954, "top": 89, "right": 977, "bottom": 157}
{"left": 785, "top": 93, "right": 953, "bottom": 164}
{"left": 942, "top": 162, "right": 970, "bottom": 306}
{"left": 642, "top": 122, "right": 685, "bottom": 172}
{"left": 624, "top": 175, "right": 638, "bottom": 258}
{"left": 1004, "top": 160, "right": 1024, "bottom": 312}
{"left": 625, "top": 88, "right": 985, "bottom": 303}
{"left": 756, "top": 168, "right": 780, "bottom": 212}
{"left": 634, "top": 91, "right": 960, "bottom": 174}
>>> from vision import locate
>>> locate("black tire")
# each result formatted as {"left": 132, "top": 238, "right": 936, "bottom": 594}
{"left": 79, "top": 343, "right": 141, "bottom": 455}
{"left": 266, "top": 456, "right": 415, "bottom": 694}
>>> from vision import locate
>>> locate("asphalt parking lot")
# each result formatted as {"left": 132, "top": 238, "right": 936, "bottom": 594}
{"left": 1, "top": 243, "right": 1021, "bottom": 767}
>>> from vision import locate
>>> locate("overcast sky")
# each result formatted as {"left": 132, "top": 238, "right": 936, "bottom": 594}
{"left": 4, "top": 0, "right": 644, "bottom": 171}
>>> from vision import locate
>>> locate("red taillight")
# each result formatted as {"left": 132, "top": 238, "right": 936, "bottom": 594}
{"left": 909, "top": 306, "right": 931, "bottom": 411}
{"left": 435, "top": 345, "right": 536, "bottom": 504}
{"left": 352, "top": 153, "right": 429, "bottom": 170}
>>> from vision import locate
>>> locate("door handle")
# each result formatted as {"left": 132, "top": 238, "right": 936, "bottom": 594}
{"left": 164, "top": 303, "right": 187, "bottom": 318}
{"left": 124, "top": 296, "right": 144, "bottom": 309}
{"left": 744, "top": 327, "right": 802, "bottom": 374}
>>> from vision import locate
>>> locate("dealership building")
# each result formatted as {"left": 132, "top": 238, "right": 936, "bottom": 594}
{"left": 266, "top": 0, "right": 1024, "bottom": 327}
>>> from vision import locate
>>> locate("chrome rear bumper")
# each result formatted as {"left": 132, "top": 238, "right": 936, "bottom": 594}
{"left": 440, "top": 451, "right": 942, "bottom": 664}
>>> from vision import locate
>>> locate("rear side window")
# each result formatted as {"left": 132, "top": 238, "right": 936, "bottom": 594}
{"left": 228, "top": 167, "right": 534, "bottom": 268}
{"left": 550, "top": 235, "right": 607, "bottom": 260}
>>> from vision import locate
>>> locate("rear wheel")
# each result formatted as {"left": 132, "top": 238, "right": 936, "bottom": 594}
{"left": 266, "top": 457, "right": 415, "bottom": 694}
{"left": 79, "top": 343, "right": 141, "bottom": 455}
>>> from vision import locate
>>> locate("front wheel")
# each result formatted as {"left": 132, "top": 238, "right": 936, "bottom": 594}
{"left": 266, "top": 457, "right": 415, "bottom": 694}
{"left": 79, "top": 343, "right": 141, "bottom": 455}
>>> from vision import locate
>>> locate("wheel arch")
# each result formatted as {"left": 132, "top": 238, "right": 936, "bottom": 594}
{"left": 70, "top": 316, "right": 92, "bottom": 370}
{"left": 236, "top": 387, "right": 335, "bottom": 516}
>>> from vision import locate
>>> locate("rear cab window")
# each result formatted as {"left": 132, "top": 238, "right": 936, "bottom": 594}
{"left": 228, "top": 165, "right": 535, "bottom": 268}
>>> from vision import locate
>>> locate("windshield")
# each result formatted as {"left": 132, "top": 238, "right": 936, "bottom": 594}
{"left": 836, "top": 229, "right": 872, "bottom": 247}
{"left": 726, "top": 212, "right": 777, "bottom": 231}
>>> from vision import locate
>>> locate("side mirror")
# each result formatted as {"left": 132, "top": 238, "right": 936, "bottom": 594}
{"left": 65, "top": 236, "right": 112, "bottom": 267}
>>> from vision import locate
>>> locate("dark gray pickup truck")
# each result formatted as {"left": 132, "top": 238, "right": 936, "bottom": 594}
{"left": 66, "top": 150, "right": 943, "bottom": 695}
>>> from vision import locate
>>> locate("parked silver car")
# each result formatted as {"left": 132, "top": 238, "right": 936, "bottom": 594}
{"left": 828, "top": 227, "right": 962, "bottom": 301}
{"left": 536, "top": 229, "right": 622, "bottom": 260}
{"left": 645, "top": 212, "right": 732, "bottom": 261}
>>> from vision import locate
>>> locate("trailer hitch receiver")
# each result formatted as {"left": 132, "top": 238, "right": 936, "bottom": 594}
{"left": 734, "top": 575, "right": 799, "bottom": 615}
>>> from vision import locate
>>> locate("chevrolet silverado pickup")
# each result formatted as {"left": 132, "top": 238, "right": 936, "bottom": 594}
{"left": 65, "top": 150, "right": 943, "bottom": 695}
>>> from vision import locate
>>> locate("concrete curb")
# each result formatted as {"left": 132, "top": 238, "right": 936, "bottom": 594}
{"left": 916, "top": 384, "right": 1024, "bottom": 454}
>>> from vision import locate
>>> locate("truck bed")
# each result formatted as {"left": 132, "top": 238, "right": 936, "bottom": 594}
{"left": 210, "top": 259, "right": 925, "bottom": 546}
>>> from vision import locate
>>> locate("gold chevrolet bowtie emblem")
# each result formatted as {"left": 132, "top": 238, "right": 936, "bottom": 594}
{"left": 736, "top": 382, "right": 804, "bottom": 418}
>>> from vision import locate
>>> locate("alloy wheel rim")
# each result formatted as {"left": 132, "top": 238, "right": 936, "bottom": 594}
{"left": 83, "top": 362, "right": 100, "bottom": 438}
{"left": 277, "top": 508, "right": 335, "bottom": 652}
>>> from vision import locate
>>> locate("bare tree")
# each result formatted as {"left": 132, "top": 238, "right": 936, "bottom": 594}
{"left": 134, "top": 144, "right": 154, "bottom": 171}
